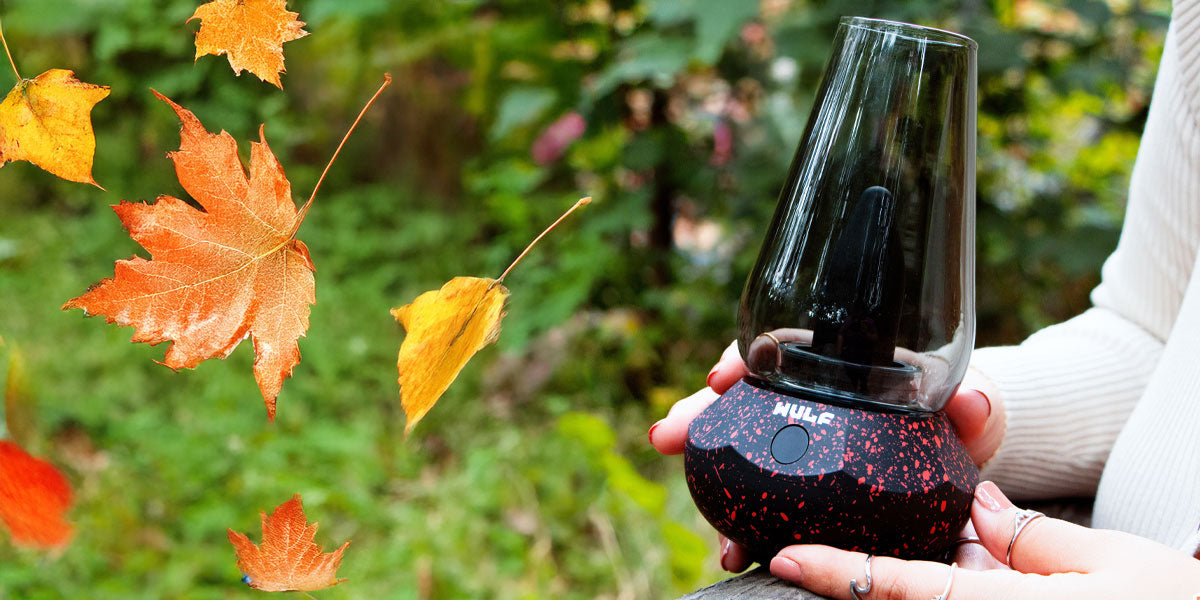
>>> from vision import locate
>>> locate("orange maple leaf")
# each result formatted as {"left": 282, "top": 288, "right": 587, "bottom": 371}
{"left": 0, "top": 69, "right": 109, "bottom": 186}
{"left": 228, "top": 494, "right": 349, "bottom": 592}
{"left": 189, "top": 0, "right": 308, "bottom": 88}
{"left": 63, "top": 90, "right": 314, "bottom": 419}
{"left": 0, "top": 440, "right": 73, "bottom": 549}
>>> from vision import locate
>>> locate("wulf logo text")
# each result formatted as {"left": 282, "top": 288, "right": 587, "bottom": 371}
{"left": 773, "top": 401, "right": 835, "bottom": 425}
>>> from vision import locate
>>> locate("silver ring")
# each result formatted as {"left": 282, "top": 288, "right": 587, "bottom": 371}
{"left": 1006, "top": 509, "right": 1045, "bottom": 569}
{"left": 931, "top": 562, "right": 957, "bottom": 600}
{"left": 849, "top": 555, "right": 873, "bottom": 600}
{"left": 953, "top": 536, "right": 984, "bottom": 549}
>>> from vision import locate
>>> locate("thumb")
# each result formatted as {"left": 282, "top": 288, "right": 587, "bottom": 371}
{"left": 970, "top": 481, "right": 1112, "bottom": 574}
{"left": 943, "top": 389, "right": 989, "bottom": 452}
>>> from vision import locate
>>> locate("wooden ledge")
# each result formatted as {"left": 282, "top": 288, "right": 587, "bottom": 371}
{"left": 679, "top": 567, "right": 822, "bottom": 599}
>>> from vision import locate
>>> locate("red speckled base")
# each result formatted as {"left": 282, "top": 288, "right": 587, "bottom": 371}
{"left": 685, "top": 378, "right": 978, "bottom": 563}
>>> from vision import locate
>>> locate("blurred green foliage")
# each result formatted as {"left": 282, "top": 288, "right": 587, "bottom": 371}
{"left": 0, "top": 0, "right": 1169, "bottom": 597}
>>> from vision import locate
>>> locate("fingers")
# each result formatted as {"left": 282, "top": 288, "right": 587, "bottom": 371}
{"left": 944, "top": 389, "right": 988, "bottom": 442}
{"left": 648, "top": 387, "right": 719, "bottom": 455}
{"left": 971, "top": 481, "right": 1112, "bottom": 574}
{"left": 958, "top": 368, "right": 1006, "bottom": 466}
{"left": 707, "top": 341, "right": 748, "bottom": 394}
{"left": 943, "top": 389, "right": 992, "bottom": 464}
{"left": 659, "top": 340, "right": 751, "bottom": 573}
{"left": 718, "top": 536, "right": 751, "bottom": 573}
{"left": 954, "top": 540, "right": 1004, "bottom": 571}
{"left": 649, "top": 340, "right": 745, "bottom": 455}
{"left": 771, "top": 545, "right": 1016, "bottom": 600}
{"left": 953, "top": 520, "right": 1008, "bottom": 571}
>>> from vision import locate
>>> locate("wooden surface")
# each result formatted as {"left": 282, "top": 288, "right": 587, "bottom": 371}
{"left": 678, "top": 499, "right": 1093, "bottom": 600}
{"left": 679, "top": 568, "right": 821, "bottom": 600}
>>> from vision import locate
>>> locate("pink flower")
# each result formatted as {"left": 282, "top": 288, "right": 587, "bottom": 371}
{"left": 532, "top": 112, "right": 587, "bottom": 165}
{"left": 711, "top": 119, "right": 733, "bottom": 166}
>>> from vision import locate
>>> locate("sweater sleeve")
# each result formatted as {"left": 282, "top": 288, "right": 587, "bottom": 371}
{"left": 971, "top": 309, "right": 1163, "bottom": 499}
{"left": 972, "top": 20, "right": 1200, "bottom": 500}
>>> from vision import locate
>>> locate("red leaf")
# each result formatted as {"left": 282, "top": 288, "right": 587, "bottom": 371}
{"left": 227, "top": 494, "right": 349, "bottom": 592}
{"left": 0, "top": 440, "right": 73, "bottom": 549}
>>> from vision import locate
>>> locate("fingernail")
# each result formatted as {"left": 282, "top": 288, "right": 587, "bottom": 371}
{"left": 975, "top": 480, "right": 1013, "bottom": 512}
{"left": 648, "top": 420, "right": 662, "bottom": 445}
{"left": 706, "top": 366, "right": 719, "bottom": 388}
{"left": 975, "top": 389, "right": 992, "bottom": 419}
{"left": 719, "top": 540, "right": 732, "bottom": 571}
{"left": 769, "top": 556, "right": 803, "bottom": 583}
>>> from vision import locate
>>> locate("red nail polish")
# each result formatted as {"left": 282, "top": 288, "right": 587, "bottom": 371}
{"left": 719, "top": 540, "right": 731, "bottom": 571}
{"left": 975, "top": 480, "right": 1011, "bottom": 512}
{"left": 769, "top": 556, "right": 803, "bottom": 583}
{"left": 706, "top": 367, "right": 719, "bottom": 388}
{"left": 648, "top": 421, "right": 661, "bottom": 444}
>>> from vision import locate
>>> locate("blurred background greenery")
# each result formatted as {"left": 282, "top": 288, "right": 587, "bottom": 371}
{"left": 0, "top": 0, "right": 1169, "bottom": 597}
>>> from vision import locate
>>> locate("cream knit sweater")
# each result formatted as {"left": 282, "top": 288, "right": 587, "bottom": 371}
{"left": 970, "top": 8, "right": 1200, "bottom": 555}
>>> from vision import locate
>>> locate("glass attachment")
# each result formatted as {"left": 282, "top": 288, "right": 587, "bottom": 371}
{"left": 737, "top": 17, "right": 978, "bottom": 413}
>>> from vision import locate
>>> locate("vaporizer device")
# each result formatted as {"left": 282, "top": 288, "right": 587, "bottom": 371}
{"left": 685, "top": 17, "right": 980, "bottom": 562}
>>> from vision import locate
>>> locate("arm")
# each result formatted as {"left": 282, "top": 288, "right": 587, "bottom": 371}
{"left": 973, "top": 20, "right": 1200, "bottom": 500}
{"left": 970, "top": 308, "right": 1163, "bottom": 499}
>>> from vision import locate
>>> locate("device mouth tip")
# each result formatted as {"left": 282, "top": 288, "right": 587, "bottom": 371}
{"left": 839, "top": 17, "right": 978, "bottom": 49}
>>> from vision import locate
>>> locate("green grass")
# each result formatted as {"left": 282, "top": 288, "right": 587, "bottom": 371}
{"left": 0, "top": 179, "right": 723, "bottom": 599}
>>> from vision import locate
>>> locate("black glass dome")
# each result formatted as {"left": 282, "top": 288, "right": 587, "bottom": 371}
{"left": 737, "top": 17, "right": 977, "bottom": 413}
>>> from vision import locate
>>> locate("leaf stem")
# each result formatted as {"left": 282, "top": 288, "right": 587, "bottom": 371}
{"left": 0, "top": 15, "right": 22, "bottom": 82}
{"left": 494, "top": 196, "right": 592, "bottom": 285}
{"left": 292, "top": 73, "right": 393, "bottom": 232}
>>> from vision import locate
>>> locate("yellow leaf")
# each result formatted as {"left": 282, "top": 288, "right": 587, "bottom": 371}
{"left": 391, "top": 277, "right": 509, "bottom": 434}
{"left": 189, "top": 0, "right": 309, "bottom": 89}
{"left": 389, "top": 197, "right": 590, "bottom": 434}
{"left": 0, "top": 69, "right": 109, "bottom": 187}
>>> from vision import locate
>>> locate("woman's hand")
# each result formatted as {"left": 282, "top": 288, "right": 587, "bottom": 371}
{"left": 647, "top": 341, "right": 1007, "bottom": 572}
{"left": 767, "top": 481, "right": 1200, "bottom": 599}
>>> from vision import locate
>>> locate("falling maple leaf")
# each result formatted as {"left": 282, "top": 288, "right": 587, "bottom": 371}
{"left": 189, "top": 0, "right": 308, "bottom": 88}
{"left": 63, "top": 91, "right": 314, "bottom": 419}
{"left": 228, "top": 494, "right": 349, "bottom": 592}
{"left": 0, "top": 440, "right": 73, "bottom": 549}
{"left": 393, "top": 197, "right": 591, "bottom": 434}
{"left": 0, "top": 69, "right": 109, "bottom": 187}
{"left": 63, "top": 76, "right": 391, "bottom": 419}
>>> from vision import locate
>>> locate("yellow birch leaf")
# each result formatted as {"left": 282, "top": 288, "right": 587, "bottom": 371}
{"left": 391, "top": 277, "right": 509, "bottom": 434}
{"left": 0, "top": 69, "right": 109, "bottom": 187}
{"left": 389, "top": 197, "right": 589, "bottom": 434}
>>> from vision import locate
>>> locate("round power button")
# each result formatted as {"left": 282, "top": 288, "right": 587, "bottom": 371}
{"left": 770, "top": 424, "right": 810, "bottom": 464}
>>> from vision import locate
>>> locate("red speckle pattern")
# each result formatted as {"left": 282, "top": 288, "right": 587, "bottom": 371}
{"left": 685, "top": 379, "right": 977, "bottom": 563}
